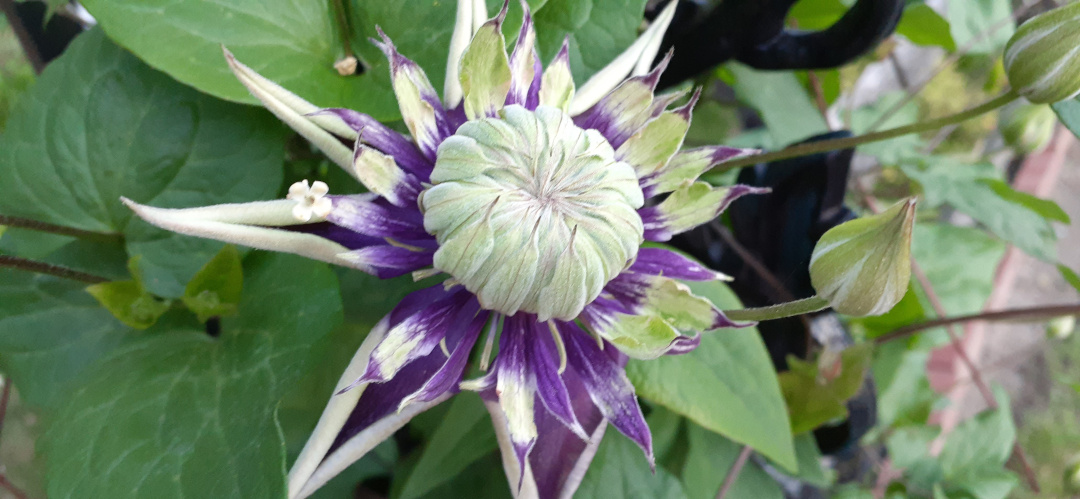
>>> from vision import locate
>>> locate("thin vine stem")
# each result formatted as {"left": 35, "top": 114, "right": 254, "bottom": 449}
{"left": 0, "top": 214, "right": 122, "bottom": 243}
{"left": 723, "top": 295, "right": 830, "bottom": 322}
{"left": 875, "top": 303, "right": 1080, "bottom": 344}
{"left": 330, "top": 0, "right": 354, "bottom": 57}
{"left": 0, "top": 255, "right": 108, "bottom": 284}
{"left": 714, "top": 445, "right": 752, "bottom": 499}
{"left": 712, "top": 89, "right": 1019, "bottom": 173}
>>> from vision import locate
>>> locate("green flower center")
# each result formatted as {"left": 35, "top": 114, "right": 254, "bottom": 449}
{"left": 420, "top": 105, "right": 645, "bottom": 321}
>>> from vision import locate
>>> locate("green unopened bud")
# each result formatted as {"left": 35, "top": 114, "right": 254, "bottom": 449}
{"left": 1000, "top": 102, "right": 1057, "bottom": 154}
{"left": 1004, "top": 2, "right": 1080, "bottom": 104}
{"left": 809, "top": 198, "right": 917, "bottom": 317}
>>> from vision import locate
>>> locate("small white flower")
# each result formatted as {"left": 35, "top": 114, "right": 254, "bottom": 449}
{"left": 287, "top": 180, "right": 332, "bottom": 222}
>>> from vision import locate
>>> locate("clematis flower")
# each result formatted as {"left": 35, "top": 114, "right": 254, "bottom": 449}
{"left": 123, "top": 0, "right": 765, "bottom": 497}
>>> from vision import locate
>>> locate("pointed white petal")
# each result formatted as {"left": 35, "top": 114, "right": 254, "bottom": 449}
{"left": 296, "top": 392, "right": 453, "bottom": 499}
{"left": 445, "top": 0, "right": 476, "bottom": 106}
{"left": 569, "top": 0, "right": 678, "bottom": 115}
{"left": 223, "top": 48, "right": 354, "bottom": 168}
{"left": 484, "top": 398, "right": 541, "bottom": 499}
{"left": 122, "top": 198, "right": 359, "bottom": 269}
{"left": 632, "top": 0, "right": 678, "bottom": 76}
{"left": 287, "top": 319, "right": 389, "bottom": 499}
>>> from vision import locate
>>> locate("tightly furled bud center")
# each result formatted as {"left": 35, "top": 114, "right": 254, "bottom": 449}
{"left": 421, "top": 105, "right": 645, "bottom": 321}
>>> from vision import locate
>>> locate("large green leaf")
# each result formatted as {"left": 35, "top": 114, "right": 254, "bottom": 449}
{"left": 946, "top": 0, "right": 1014, "bottom": 55}
{"left": 902, "top": 157, "right": 1059, "bottom": 261}
{"left": 0, "top": 29, "right": 285, "bottom": 297}
{"left": 727, "top": 63, "right": 829, "bottom": 148}
{"left": 912, "top": 223, "right": 1005, "bottom": 316}
{"left": 83, "top": 0, "right": 646, "bottom": 120}
{"left": 625, "top": 280, "right": 798, "bottom": 472}
{"left": 896, "top": 3, "right": 956, "bottom": 50}
{"left": 398, "top": 393, "right": 497, "bottom": 499}
{"left": 0, "top": 269, "right": 134, "bottom": 410}
{"left": 1052, "top": 97, "right": 1080, "bottom": 140}
{"left": 680, "top": 423, "right": 784, "bottom": 499}
{"left": 42, "top": 253, "right": 342, "bottom": 499}
{"left": 576, "top": 428, "right": 689, "bottom": 499}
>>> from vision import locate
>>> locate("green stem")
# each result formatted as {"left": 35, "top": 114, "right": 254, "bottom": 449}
{"left": 723, "top": 295, "right": 830, "bottom": 322}
{"left": 0, "top": 214, "right": 122, "bottom": 244}
{"left": 330, "top": 0, "right": 354, "bottom": 56}
{"left": 713, "top": 89, "right": 1020, "bottom": 173}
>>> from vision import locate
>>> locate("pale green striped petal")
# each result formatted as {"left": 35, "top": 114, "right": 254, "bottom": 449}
{"left": 460, "top": 4, "right": 512, "bottom": 119}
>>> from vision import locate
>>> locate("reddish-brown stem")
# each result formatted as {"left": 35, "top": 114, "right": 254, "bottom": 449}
{"left": 0, "top": 0, "right": 44, "bottom": 73}
{"left": 0, "top": 255, "right": 108, "bottom": 284}
{"left": 714, "top": 445, "right": 753, "bottom": 499}
{"left": 875, "top": 303, "right": 1080, "bottom": 343}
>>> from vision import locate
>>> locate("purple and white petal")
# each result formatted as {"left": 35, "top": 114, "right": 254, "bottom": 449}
{"left": 641, "top": 184, "right": 769, "bottom": 242}
{"left": 525, "top": 321, "right": 588, "bottom": 439}
{"left": 495, "top": 314, "right": 539, "bottom": 485}
{"left": 630, "top": 247, "right": 731, "bottom": 281}
{"left": 615, "top": 87, "right": 698, "bottom": 177}
{"left": 641, "top": 144, "right": 760, "bottom": 197}
{"left": 561, "top": 322, "right": 654, "bottom": 468}
{"left": 338, "top": 244, "right": 434, "bottom": 279}
{"left": 351, "top": 142, "right": 422, "bottom": 208}
{"left": 327, "top": 194, "right": 430, "bottom": 241}
{"left": 572, "top": 52, "right": 671, "bottom": 149}
{"left": 539, "top": 37, "right": 574, "bottom": 111}
{"left": 309, "top": 108, "right": 432, "bottom": 176}
{"left": 506, "top": 1, "right": 538, "bottom": 107}
{"left": 398, "top": 309, "right": 489, "bottom": 409}
{"left": 527, "top": 363, "right": 608, "bottom": 499}
{"left": 352, "top": 288, "right": 473, "bottom": 385}
{"left": 373, "top": 29, "right": 452, "bottom": 161}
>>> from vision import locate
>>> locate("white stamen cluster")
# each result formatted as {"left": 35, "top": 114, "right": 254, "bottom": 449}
{"left": 287, "top": 180, "right": 332, "bottom": 222}
{"left": 421, "top": 105, "right": 645, "bottom": 321}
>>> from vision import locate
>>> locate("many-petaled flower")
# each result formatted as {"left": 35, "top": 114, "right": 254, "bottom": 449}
{"left": 123, "top": 0, "right": 765, "bottom": 497}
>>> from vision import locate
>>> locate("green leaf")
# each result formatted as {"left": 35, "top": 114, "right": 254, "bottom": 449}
{"left": 0, "top": 29, "right": 285, "bottom": 298}
{"left": 1059, "top": 264, "right": 1080, "bottom": 294}
{"left": 946, "top": 0, "right": 1014, "bottom": 55}
{"left": 399, "top": 393, "right": 497, "bottom": 499}
{"left": 913, "top": 223, "right": 1005, "bottom": 316}
{"left": 979, "top": 178, "right": 1070, "bottom": 223}
{"left": 83, "top": 0, "right": 646, "bottom": 121}
{"left": 901, "top": 157, "right": 1058, "bottom": 261}
{"left": 939, "top": 389, "right": 1016, "bottom": 481}
{"left": 851, "top": 92, "right": 924, "bottom": 165}
{"left": 626, "top": 280, "right": 797, "bottom": 472}
{"left": 532, "top": 0, "right": 649, "bottom": 84}
{"left": 85, "top": 279, "right": 170, "bottom": 329}
{"left": 1052, "top": 97, "right": 1080, "bottom": 140}
{"left": 791, "top": 433, "right": 832, "bottom": 487}
{"left": 85, "top": 255, "right": 171, "bottom": 329}
{"left": 680, "top": 422, "right": 783, "bottom": 499}
{"left": 727, "top": 62, "right": 829, "bottom": 147}
{"left": 42, "top": 253, "right": 342, "bottom": 498}
{"left": 872, "top": 342, "right": 937, "bottom": 428}
{"left": 0, "top": 269, "right": 135, "bottom": 409}
{"left": 897, "top": 3, "right": 956, "bottom": 50}
{"left": 778, "top": 343, "right": 874, "bottom": 435}
{"left": 786, "top": 0, "right": 848, "bottom": 30}
{"left": 576, "top": 429, "right": 689, "bottom": 499}
{"left": 183, "top": 245, "right": 244, "bottom": 322}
